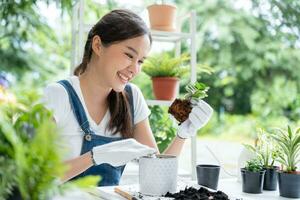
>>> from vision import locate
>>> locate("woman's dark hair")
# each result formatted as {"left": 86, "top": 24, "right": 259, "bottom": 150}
{"left": 74, "top": 9, "right": 151, "bottom": 138}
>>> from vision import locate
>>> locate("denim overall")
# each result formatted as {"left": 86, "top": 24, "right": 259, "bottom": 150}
{"left": 58, "top": 80, "right": 134, "bottom": 186}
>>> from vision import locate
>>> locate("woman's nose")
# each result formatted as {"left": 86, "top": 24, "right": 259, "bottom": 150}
{"left": 129, "top": 60, "right": 141, "bottom": 75}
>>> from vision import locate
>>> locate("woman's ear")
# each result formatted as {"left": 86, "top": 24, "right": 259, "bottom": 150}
{"left": 91, "top": 35, "right": 102, "bottom": 56}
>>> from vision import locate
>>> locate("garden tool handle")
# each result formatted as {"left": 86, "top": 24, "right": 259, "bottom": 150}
{"left": 114, "top": 187, "right": 138, "bottom": 200}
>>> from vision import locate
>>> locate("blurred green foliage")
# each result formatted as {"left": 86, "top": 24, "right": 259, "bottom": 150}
{"left": 0, "top": 88, "right": 100, "bottom": 199}
{"left": 0, "top": 0, "right": 73, "bottom": 86}
{"left": 0, "top": 0, "right": 117, "bottom": 87}
{"left": 174, "top": 0, "right": 300, "bottom": 121}
{"left": 0, "top": 88, "right": 67, "bottom": 199}
{"left": 199, "top": 112, "right": 299, "bottom": 142}
{"left": 148, "top": 106, "right": 177, "bottom": 152}
{"left": 1, "top": 0, "right": 300, "bottom": 146}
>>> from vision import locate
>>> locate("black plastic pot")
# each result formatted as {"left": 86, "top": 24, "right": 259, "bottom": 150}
{"left": 196, "top": 164, "right": 220, "bottom": 190}
{"left": 263, "top": 166, "right": 279, "bottom": 191}
{"left": 278, "top": 171, "right": 300, "bottom": 198}
{"left": 241, "top": 168, "right": 265, "bottom": 194}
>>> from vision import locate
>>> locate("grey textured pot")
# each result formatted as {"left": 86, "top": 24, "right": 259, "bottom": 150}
{"left": 139, "top": 155, "right": 178, "bottom": 196}
{"left": 278, "top": 171, "right": 300, "bottom": 198}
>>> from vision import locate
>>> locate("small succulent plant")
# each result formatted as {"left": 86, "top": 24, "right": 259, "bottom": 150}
{"left": 245, "top": 158, "right": 264, "bottom": 172}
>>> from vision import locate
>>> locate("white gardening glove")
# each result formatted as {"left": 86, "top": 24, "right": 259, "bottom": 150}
{"left": 91, "top": 138, "right": 157, "bottom": 167}
{"left": 177, "top": 100, "right": 213, "bottom": 139}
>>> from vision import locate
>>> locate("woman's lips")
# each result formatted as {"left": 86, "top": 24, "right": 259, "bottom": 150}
{"left": 117, "top": 72, "right": 130, "bottom": 83}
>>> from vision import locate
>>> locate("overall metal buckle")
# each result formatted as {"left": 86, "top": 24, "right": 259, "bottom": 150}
{"left": 85, "top": 134, "right": 92, "bottom": 141}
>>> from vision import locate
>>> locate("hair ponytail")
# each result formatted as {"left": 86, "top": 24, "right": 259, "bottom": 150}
{"left": 74, "top": 31, "right": 94, "bottom": 76}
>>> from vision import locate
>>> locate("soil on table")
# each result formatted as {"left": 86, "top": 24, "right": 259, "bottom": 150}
{"left": 165, "top": 187, "right": 231, "bottom": 200}
{"left": 168, "top": 99, "right": 192, "bottom": 123}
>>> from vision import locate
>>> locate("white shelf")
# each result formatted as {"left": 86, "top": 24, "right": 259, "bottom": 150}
{"left": 151, "top": 30, "right": 192, "bottom": 42}
{"left": 146, "top": 100, "right": 173, "bottom": 106}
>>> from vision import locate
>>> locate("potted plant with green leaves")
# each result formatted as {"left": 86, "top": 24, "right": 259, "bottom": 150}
{"left": 271, "top": 125, "right": 300, "bottom": 198}
{"left": 244, "top": 128, "right": 280, "bottom": 191}
{"left": 147, "top": 0, "right": 177, "bottom": 32}
{"left": 241, "top": 157, "right": 266, "bottom": 194}
{"left": 168, "top": 82, "right": 209, "bottom": 123}
{"left": 142, "top": 53, "right": 189, "bottom": 100}
{"left": 0, "top": 89, "right": 99, "bottom": 200}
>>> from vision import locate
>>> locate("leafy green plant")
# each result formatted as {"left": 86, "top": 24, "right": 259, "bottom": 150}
{"left": 185, "top": 82, "right": 209, "bottom": 100}
{"left": 142, "top": 53, "right": 189, "bottom": 78}
{"left": 244, "top": 128, "right": 279, "bottom": 168}
{"left": 245, "top": 158, "right": 263, "bottom": 172}
{"left": 0, "top": 88, "right": 100, "bottom": 200}
{"left": 271, "top": 126, "right": 300, "bottom": 172}
{"left": 0, "top": 89, "right": 67, "bottom": 199}
{"left": 149, "top": 106, "right": 176, "bottom": 153}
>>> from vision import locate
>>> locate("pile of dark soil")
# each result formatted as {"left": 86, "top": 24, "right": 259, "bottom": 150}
{"left": 164, "top": 187, "right": 231, "bottom": 200}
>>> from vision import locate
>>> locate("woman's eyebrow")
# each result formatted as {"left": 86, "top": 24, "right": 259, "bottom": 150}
{"left": 126, "top": 46, "right": 147, "bottom": 59}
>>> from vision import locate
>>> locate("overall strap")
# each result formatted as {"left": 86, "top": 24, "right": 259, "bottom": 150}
{"left": 124, "top": 84, "right": 134, "bottom": 126}
{"left": 57, "top": 80, "right": 92, "bottom": 134}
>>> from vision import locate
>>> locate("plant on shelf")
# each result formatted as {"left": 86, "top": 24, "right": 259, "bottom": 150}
{"left": 147, "top": 0, "right": 177, "bottom": 32}
{"left": 241, "top": 157, "right": 265, "bottom": 194}
{"left": 142, "top": 53, "right": 189, "bottom": 100}
{"left": 270, "top": 125, "right": 300, "bottom": 198}
{"left": 168, "top": 82, "right": 209, "bottom": 123}
{"left": 0, "top": 88, "right": 99, "bottom": 200}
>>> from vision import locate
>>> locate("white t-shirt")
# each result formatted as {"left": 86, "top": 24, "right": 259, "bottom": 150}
{"left": 43, "top": 76, "right": 150, "bottom": 160}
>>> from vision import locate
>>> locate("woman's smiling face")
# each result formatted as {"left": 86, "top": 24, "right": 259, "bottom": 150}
{"left": 92, "top": 34, "right": 151, "bottom": 92}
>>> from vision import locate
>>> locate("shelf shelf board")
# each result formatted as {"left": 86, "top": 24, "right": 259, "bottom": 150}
{"left": 146, "top": 99, "right": 173, "bottom": 106}
{"left": 151, "top": 30, "right": 192, "bottom": 42}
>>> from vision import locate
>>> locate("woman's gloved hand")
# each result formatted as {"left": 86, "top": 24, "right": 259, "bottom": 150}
{"left": 177, "top": 100, "right": 213, "bottom": 139}
{"left": 91, "top": 138, "right": 157, "bottom": 167}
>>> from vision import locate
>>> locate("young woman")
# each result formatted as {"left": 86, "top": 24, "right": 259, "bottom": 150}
{"left": 43, "top": 9, "right": 213, "bottom": 186}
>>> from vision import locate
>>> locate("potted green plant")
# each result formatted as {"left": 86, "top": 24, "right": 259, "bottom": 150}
{"left": 168, "top": 82, "right": 209, "bottom": 123}
{"left": 142, "top": 53, "right": 189, "bottom": 100}
{"left": 241, "top": 158, "right": 265, "bottom": 194}
{"left": 244, "top": 128, "right": 280, "bottom": 191}
{"left": 147, "top": 1, "right": 177, "bottom": 31}
{"left": 271, "top": 125, "right": 300, "bottom": 198}
{"left": 0, "top": 89, "right": 99, "bottom": 200}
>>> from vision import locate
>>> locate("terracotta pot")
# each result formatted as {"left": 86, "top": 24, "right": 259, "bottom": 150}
{"left": 147, "top": 4, "right": 177, "bottom": 31}
{"left": 152, "top": 77, "right": 179, "bottom": 100}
